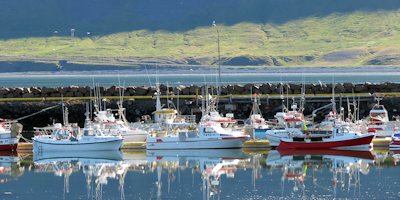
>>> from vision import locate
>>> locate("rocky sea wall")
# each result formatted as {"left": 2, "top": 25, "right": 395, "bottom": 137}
{"left": 0, "top": 83, "right": 400, "bottom": 131}
{"left": 0, "top": 82, "right": 400, "bottom": 98}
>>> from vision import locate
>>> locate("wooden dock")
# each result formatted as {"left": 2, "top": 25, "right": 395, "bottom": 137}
{"left": 243, "top": 140, "right": 270, "bottom": 149}
{"left": 15, "top": 138, "right": 389, "bottom": 153}
{"left": 372, "top": 137, "right": 392, "bottom": 148}
{"left": 121, "top": 142, "right": 146, "bottom": 150}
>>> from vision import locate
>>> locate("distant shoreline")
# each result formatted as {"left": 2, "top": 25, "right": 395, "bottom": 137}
{"left": 0, "top": 65, "right": 400, "bottom": 78}
{"left": 1, "top": 71, "right": 400, "bottom": 78}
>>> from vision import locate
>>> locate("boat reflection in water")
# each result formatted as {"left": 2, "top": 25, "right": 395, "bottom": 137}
{"left": 33, "top": 150, "right": 126, "bottom": 200}
{"left": 4, "top": 148, "right": 395, "bottom": 199}
{"left": 266, "top": 149, "right": 375, "bottom": 199}
{"left": 0, "top": 152, "right": 23, "bottom": 183}
{"left": 146, "top": 149, "right": 250, "bottom": 200}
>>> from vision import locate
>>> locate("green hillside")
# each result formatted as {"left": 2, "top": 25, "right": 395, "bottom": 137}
{"left": 0, "top": 1, "right": 400, "bottom": 67}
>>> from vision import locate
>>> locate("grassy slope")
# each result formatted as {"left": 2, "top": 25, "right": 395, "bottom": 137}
{"left": 1, "top": 11, "right": 400, "bottom": 66}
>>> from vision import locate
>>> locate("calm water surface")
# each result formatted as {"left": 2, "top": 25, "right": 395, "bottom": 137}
{"left": 1, "top": 66, "right": 400, "bottom": 87}
{"left": 1, "top": 149, "right": 399, "bottom": 200}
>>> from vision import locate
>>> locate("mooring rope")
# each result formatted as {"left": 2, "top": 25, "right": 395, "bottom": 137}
{"left": 19, "top": 135, "right": 32, "bottom": 143}
{"left": 13, "top": 104, "right": 61, "bottom": 122}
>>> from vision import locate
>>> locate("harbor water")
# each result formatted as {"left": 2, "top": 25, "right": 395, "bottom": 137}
{"left": 0, "top": 149, "right": 399, "bottom": 199}
{"left": 1, "top": 66, "right": 400, "bottom": 87}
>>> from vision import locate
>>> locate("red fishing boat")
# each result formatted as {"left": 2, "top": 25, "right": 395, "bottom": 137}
{"left": 0, "top": 120, "right": 19, "bottom": 151}
{"left": 277, "top": 127, "right": 374, "bottom": 150}
{"left": 389, "top": 133, "right": 400, "bottom": 150}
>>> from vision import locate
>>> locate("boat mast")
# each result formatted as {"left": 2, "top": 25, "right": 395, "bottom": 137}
{"left": 213, "top": 20, "right": 221, "bottom": 109}
{"left": 61, "top": 95, "right": 69, "bottom": 126}
{"left": 156, "top": 82, "right": 162, "bottom": 112}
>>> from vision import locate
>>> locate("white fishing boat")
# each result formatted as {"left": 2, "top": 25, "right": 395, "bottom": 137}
{"left": 245, "top": 94, "right": 269, "bottom": 139}
{"left": 91, "top": 85, "right": 148, "bottom": 142}
{"left": 151, "top": 83, "right": 196, "bottom": 127}
{"left": 94, "top": 109, "right": 147, "bottom": 142}
{"left": 146, "top": 121, "right": 249, "bottom": 150}
{"left": 33, "top": 105, "right": 123, "bottom": 152}
{"left": 366, "top": 98, "right": 399, "bottom": 137}
{"left": 33, "top": 123, "right": 123, "bottom": 152}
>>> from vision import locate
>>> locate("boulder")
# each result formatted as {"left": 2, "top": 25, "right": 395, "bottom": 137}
{"left": 0, "top": 88, "right": 10, "bottom": 95}
{"left": 135, "top": 87, "right": 149, "bottom": 96}
{"left": 354, "top": 84, "right": 367, "bottom": 93}
{"left": 22, "top": 93, "right": 35, "bottom": 98}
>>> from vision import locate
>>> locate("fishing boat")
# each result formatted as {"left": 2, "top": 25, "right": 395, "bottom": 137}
{"left": 366, "top": 98, "right": 398, "bottom": 137}
{"left": 265, "top": 104, "right": 327, "bottom": 146}
{"left": 146, "top": 121, "right": 249, "bottom": 150}
{"left": 151, "top": 83, "right": 197, "bottom": 131}
{"left": 33, "top": 123, "right": 123, "bottom": 152}
{"left": 389, "top": 133, "right": 400, "bottom": 150}
{"left": 94, "top": 109, "right": 147, "bottom": 142}
{"left": 91, "top": 85, "right": 148, "bottom": 142}
{"left": 245, "top": 94, "right": 269, "bottom": 139}
{"left": 0, "top": 119, "right": 22, "bottom": 151}
{"left": 277, "top": 126, "right": 374, "bottom": 150}
{"left": 33, "top": 105, "right": 123, "bottom": 152}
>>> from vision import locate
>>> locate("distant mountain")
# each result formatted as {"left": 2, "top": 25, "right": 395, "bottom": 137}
{"left": 0, "top": 0, "right": 400, "bottom": 67}
{"left": 1, "top": 0, "right": 400, "bottom": 38}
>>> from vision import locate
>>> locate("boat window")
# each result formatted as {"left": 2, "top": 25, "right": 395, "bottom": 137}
{"left": 188, "top": 132, "right": 197, "bottom": 138}
{"left": 371, "top": 113, "right": 385, "bottom": 117}
{"left": 311, "top": 137, "right": 323, "bottom": 141}
{"left": 204, "top": 127, "right": 216, "bottom": 133}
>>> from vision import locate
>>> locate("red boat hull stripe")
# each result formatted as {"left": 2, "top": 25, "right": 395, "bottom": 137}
{"left": 0, "top": 144, "right": 18, "bottom": 151}
{"left": 277, "top": 135, "right": 374, "bottom": 149}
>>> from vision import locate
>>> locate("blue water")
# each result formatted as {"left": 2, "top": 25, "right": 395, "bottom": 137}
{"left": 0, "top": 73, "right": 399, "bottom": 88}
{"left": 0, "top": 149, "right": 399, "bottom": 199}
{"left": 0, "top": 66, "right": 400, "bottom": 87}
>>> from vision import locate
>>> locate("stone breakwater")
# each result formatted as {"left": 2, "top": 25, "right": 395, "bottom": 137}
{"left": 0, "top": 82, "right": 400, "bottom": 98}
{"left": 1, "top": 83, "right": 400, "bottom": 131}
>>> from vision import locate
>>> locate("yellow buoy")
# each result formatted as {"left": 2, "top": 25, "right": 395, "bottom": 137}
{"left": 121, "top": 142, "right": 146, "bottom": 150}
{"left": 243, "top": 140, "right": 270, "bottom": 149}
{"left": 17, "top": 142, "right": 33, "bottom": 152}
{"left": 372, "top": 137, "right": 392, "bottom": 148}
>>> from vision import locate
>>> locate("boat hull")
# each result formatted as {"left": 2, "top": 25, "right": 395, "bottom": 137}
{"left": 390, "top": 140, "right": 400, "bottom": 150}
{"left": 277, "top": 134, "right": 374, "bottom": 150}
{"left": 146, "top": 137, "right": 248, "bottom": 150}
{"left": 0, "top": 137, "right": 18, "bottom": 151}
{"left": 265, "top": 131, "right": 286, "bottom": 147}
{"left": 0, "top": 144, "right": 17, "bottom": 151}
{"left": 33, "top": 138, "right": 123, "bottom": 152}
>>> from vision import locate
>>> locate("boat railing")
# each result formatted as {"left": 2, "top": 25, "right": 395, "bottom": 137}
{"left": 33, "top": 127, "right": 56, "bottom": 135}
{"left": 174, "top": 115, "right": 196, "bottom": 124}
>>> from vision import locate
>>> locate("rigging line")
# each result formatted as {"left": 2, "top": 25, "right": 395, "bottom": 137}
{"left": 13, "top": 104, "right": 61, "bottom": 122}
{"left": 144, "top": 65, "right": 153, "bottom": 87}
